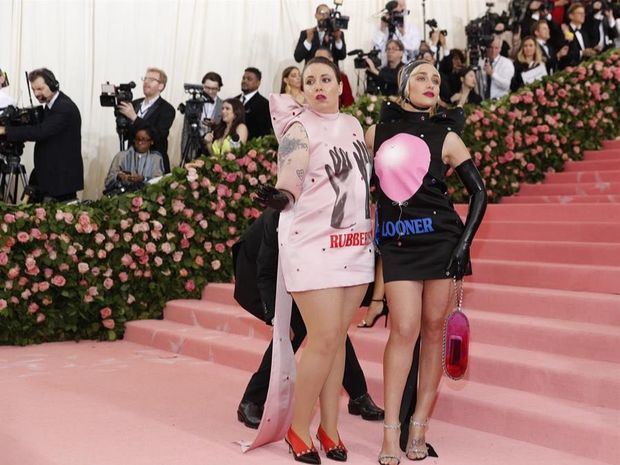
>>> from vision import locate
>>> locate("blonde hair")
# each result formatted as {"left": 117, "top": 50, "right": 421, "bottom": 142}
{"left": 517, "top": 37, "right": 544, "bottom": 65}
{"left": 146, "top": 67, "right": 168, "bottom": 88}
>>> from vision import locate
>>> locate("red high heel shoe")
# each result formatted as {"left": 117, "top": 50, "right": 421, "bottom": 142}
{"left": 285, "top": 427, "right": 321, "bottom": 464}
{"left": 316, "top": 425, "right": 347, "bottom": 462}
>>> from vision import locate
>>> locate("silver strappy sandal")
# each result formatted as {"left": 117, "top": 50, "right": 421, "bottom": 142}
{"left": 406, "top": 418, "right": 429, "bottom": 461}
{"left": 378, "top": 422, "right": 402, "bottom": 465}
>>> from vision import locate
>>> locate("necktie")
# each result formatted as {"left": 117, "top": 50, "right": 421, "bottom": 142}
{"left": 485, "top": 61, "right": 493, "bottom": 99}
{"left": 240, "top": 95, "right": 246, "bottom": 104}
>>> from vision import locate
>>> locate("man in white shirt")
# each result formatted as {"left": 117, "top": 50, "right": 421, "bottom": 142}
{"left": 372, "top": 0, "right": 421, "bottom": 65}
{"left": 294, "top": 3, "right": 347, "bottom": 64}
{"left": 478, "top": 37, "right": 515, "bottom": 100}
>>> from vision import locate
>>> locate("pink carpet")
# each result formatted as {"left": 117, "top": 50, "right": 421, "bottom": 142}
{"left": 2, "top": 140, "right": 619, "bottom": 465}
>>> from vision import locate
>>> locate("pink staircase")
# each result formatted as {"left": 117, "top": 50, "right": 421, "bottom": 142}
{"left": 125, "top": 140, "right": 620, "bottom": 465}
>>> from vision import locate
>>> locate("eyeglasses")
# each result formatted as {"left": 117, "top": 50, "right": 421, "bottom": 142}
{"left": 135, "top": 137, "right": 152, "bottom": 143}
{"left": 141, "top": 76, "right": 161, "bottom": 83}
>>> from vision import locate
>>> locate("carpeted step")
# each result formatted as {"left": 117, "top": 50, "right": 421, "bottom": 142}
{"left": 456, "top": 203, "right": 620, "bottom": 222}
{"left": 469, "top": 259, "right": 620, "bottom": 293}
{"left": 466, "top": 310, "right": 620, "bottom": 363}
{"left": 472, "top": 239, "right": 620, "bottom": 266}
{"left": 359, "top": 361, "right": 620, "bottom": 464}
{"left": 502, "top": 194, "right": 620, "bottom": 203}
{"left": 476, "top": 220, "right": 620, "bottom": 242}
{"left": 602, "top": 139, "right": 620, "bottom": 150}
{"left": 563, "top": 159, "right": 620, "bottom": 172}
{"left": 544, "top": 169, "right": 620, "bottom": 184}
{"left": 517, "top": 181, "right": 620, "bottom": 196}
{"left": 584, "top": 149, "right": 620, "bottom": 160}
{"left": 352, "top": 331, "right": 620, "bottom": 408}
{"left": 464, "top": 282, "right": 620, "bottom": 325}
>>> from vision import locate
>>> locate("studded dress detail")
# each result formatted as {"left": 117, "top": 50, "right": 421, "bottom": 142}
{"left": 374, "top": 105, "right": 471, "bottom": 282}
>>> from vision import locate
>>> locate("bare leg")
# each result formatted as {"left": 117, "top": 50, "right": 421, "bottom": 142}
{"left": 379, "top": 280, "right": 423, "bottom": 465}
{"left": 359, "top": 256, "right": 386, "bottom": 327}
{"left": 407, "top": 278, "right": 453, "bottom": 459}
{"left": 319, "top": 285, "right": 367, "bottom": 439}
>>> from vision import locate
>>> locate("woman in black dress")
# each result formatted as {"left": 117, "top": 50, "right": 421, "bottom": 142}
{"left": 365, "top": 61, "right": 487, "bottom": 464}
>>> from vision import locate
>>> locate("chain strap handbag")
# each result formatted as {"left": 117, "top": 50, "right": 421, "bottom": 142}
{"left": 442, "top": 278, "right": 469, "bottom": 380}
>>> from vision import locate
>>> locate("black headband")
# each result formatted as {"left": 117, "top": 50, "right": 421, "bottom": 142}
{"left": 397, "top": 59, "right": 438, "bottom": 108}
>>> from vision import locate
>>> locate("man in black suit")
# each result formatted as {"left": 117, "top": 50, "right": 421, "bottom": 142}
{"left": 294, "top": 3, "right": 347, "bottom": 64}
{"left": 233, "top": 209, "right": 384, "bottom": 429}
{"left": 0, "top": 68, "right": 83, "bottom": 202}
{"left": 533, "top": 19, "right": 569, "bottom": 74}
{"left": 559, "top": 3, "right": 599, "bottom": 69}
{"left": 235, "top": 67, "right": 272, "bottom": 140}
{"left": 118, "top": 67, "right": 175, "bottom": 173}
{"left": 585, "top": 1, "right": 618, "bottom": 52}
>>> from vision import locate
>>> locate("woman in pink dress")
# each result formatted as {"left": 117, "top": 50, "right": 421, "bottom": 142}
{"left": 257, "top": 56, "right": 374, "bottom": 463}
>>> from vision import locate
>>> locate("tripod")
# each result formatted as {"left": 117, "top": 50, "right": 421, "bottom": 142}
{"left": 0, "top": 155, "right": 28, "bottom": 204}
{"left": 180, "top": 119, "right": 204, "bottom": 168}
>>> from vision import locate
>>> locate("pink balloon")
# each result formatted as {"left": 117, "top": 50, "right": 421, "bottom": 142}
{"left": 375, "top": 133, "right": 431, "bottom": 204}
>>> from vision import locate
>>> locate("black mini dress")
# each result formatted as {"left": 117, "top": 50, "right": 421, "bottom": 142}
{"left": 373, "top": 102, "right": 472, "bottom": 282}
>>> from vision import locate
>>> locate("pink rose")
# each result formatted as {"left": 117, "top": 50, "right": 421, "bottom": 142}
{"left": 38, "top": 281, "right": 50, "bottom": 292}
{"left": 526, "top": 163, "right": 536, "bottom": 172}
{"left": 121, "top": 254, "right": 133, "bottom": 266}
{"left": 118, "top": 272, "right": 129, "bottom": 282}
{"left": 154, "top": 256, "right": 163, "bottom": 267}
{"left": 0, "top": 299, "right": 7, "bottom": 311}
{"left": 36, "top": 313, "right": 46, "bottom": 324}
{"left": 173, "top": 251, "right": 183, "bottom": 262}
{"left": 103, "top": 278, "right": 114, "bottom": 290}
{"left": 102, "top": 319, "right": 115, "bottom": 329}
{"left": 127, "top": 294, "right": 136, "bottom": 304}
{"left": 0, "top": 252, "right": 7, "bottom": 266}
{"left": 184, "top": 280, "right": 196, "bottom": 292}
{"left": 17, "top": 232, "right": 29, "bottom": 243}
{"left": 3, "top": 213, "right": 16, "bottom": 223}
{"left": 35, "top": 208, "right": 46, "bottom": 220}
{"left": 28, "top": 302, "right": 39, "bottom": 314}
{"left": 8, "top": 266, "right": 20, "bottom": 279}
{"left": 204, "top": 242, "right": 212, "bottom": 252}
{"left": 211, "top": 260, "right": 221, "bottom": 270}
{"left": 131, "top": 196, "right": 144, "bottom": 208}
{"left": 100, "top": 307, "right": 112, "bottom": 319}
{"left": 77, "top": 262, "right": 89, "bottom": 274}
{"left": 215, "top": 243, "right": 226, "bottom": 253}
{"left": 161, "top": 242, "right": 172, "bottom": 254}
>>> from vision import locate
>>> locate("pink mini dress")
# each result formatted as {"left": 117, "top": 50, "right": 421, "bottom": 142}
{"left": 270, "top": 93, "right": 374, "bottom": 292}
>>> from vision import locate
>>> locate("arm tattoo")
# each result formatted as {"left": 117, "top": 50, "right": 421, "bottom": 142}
{"left": 278, "top": 134, "right": 308, "bottom": 164}
{"left": 296, "top": 169, "right": 305, "bottom": 181}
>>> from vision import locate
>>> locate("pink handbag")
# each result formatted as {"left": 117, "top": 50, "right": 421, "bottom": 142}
{"left": 442, "top": 279, "right": 469, "bottom": 380}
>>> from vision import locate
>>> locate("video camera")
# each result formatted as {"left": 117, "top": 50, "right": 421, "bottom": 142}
{"left": 0, "top": 105, "right": 43, "bottom": 158}
{"left": 177, "top": 83, "right": 213, "bottom": 130}
{"left": 348, "top": 49, "right": 382, "bottom": 70}
{"left": 318, "top": 0, "right": 350, "bottom": 35}
{"left": 381, "top": 0, "right": 406, "bottom": 35}
{"left": 426, "top": 19, "right": 447, "bottom": 37}
{"left": 465, "top": 2, "right": 511, "bottom": 63}
{"left": 99, "top": 81, "right": 136, "bottom": 147}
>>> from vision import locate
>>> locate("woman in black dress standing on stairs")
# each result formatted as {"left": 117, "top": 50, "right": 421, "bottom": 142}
{"left": 365, "top": 60, "right": 487, "bottom": 464}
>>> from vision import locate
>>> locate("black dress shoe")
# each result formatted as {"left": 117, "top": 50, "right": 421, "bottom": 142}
{"left": 237, "top": 400, "right": 263, "bottom": 429}
{"left": 347, "top": 393, "right": 384, "bottom": 421}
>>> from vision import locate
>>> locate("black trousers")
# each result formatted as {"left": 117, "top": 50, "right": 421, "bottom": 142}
{"left": 242, "top": 303, "right": 368, "bottom": 406}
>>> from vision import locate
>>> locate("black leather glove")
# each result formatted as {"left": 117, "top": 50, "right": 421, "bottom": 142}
{"left": 263, "top": 302, "right": 275, "bottom": 326}
{"left": 255, "top": 185, "right": 293, "bottom": 211}
{"left": 446, "top": 159, "right": 487, "bottom": 279}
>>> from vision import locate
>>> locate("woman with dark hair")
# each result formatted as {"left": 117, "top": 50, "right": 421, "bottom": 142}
{"left": 450, "top": 67, "right": 483, "bottom": 106}
{"left": 365, "top": 61, "right": 487, "bottom": 464}
{"left": 315, "top": 47, "right": 355, "bottom": 107}
{"left": 204, "top": 98, "right": 248, "bottom": 155}
{"left": 280, "top": 66, "right": 305, "bottom": 105}
{"left": 256, "top": 56, "right": 374, "bottom": 463}
{"left": 511, "top": 35, "right": 548, "bottom": 92}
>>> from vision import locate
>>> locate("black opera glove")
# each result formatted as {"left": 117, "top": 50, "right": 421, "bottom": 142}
{"left": 445, "top": 159, "right": 488, "bottom": 279}
{"left": 255, "top": 185, "right": 294, "bottom": 212}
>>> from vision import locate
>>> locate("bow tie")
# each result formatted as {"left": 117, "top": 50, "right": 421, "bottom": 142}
{"left": 575, "top": 28, "right": 581, "bottom": 32}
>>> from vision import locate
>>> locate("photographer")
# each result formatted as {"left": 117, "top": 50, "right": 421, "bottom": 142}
{"left": 478, "top": 37, "right": 515, "bottom": 99}
{"left": 0, "top": 68, "right": 83, "bottom": 203}
{"left": 294, "top": 3, "right": 347, "bottom": 64}
{"left": 585, "top": 1, "right": 617, "bottom": 52}
{"left": 372, "top": 0, "right": 421, "bottom": 65}
{"left": 200, "top": 72, "right": 224, "bottom": 135}
{"left": 427, "top": 21, "right": 450, "bottom": 63}
{"left": 117, "top": 67, "right": 175, "bottom": 173}
{"left": 364, "top": 39, "right": 405, "bottom": 96}
{"left": 104, "top": 127, "right": 164, "bottom": 194}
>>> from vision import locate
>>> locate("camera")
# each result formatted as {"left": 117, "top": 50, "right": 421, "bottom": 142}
{"left": 465, "top": 4, "right": 511, "bottom": 64}
{"left": 348, "top": 49, "right": 381, "bottom": 69}
{"left": 177, "top": 83, "right": 213, "bottom": 129}
{"left": 0, "top": 105, "right": 43, "bottom": 158}
{"left": 318, "top": 0, "right": 350, "bottom": 35}
{"left": 99, "top": 81, "right": 136, "bottom": 145}
{"left": 426, "top": 19, "right": 447, "bottom": 37}
{"left": 381, "top": 0, "right": 406, "bottom": 34}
